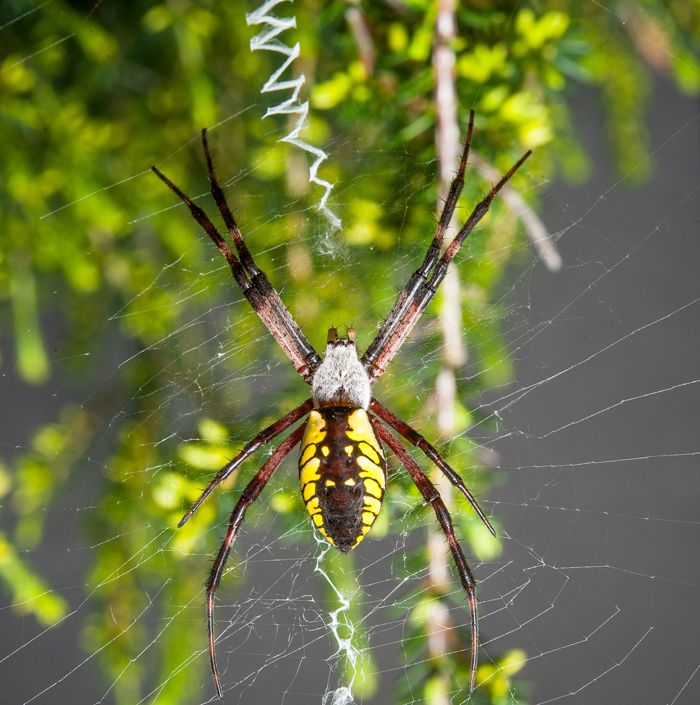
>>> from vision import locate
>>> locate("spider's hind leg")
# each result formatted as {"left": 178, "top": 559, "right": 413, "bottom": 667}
{"left": 178, "top": 399, "right": 313, "bottom": 528}
{"left": 205, "top": 423, "right": 305, "bottom": 698}
{"left": 371, "top": 417, "right": 481, "bottom": 693}
{"left": 369, "top": 398, "right": 495, "bottom": 536}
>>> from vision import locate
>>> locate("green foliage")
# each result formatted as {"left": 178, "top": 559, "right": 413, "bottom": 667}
{"left": 477, "top": 649, "right": 529, "bottom": 705}
{"left": 0, "top": 531, "right": 67, "bottom": 625}
{"left": 1, "top": 1, "right": 698, "bottom": 704}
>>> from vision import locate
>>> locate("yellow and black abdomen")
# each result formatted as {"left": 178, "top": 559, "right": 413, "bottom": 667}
{"left": 298, "top": 407, "right": 386, "bottom": 553}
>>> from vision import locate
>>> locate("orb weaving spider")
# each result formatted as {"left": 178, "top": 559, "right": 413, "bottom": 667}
{"left": 152, "top": 111, "right": 530, "bottom": 698}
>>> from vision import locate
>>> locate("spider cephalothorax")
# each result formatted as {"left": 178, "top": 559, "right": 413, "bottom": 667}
{"left": 311, "top": 327, "right": 371, "bottom": 409}
{"left": 152, "top": 112, "right": 530, "bottom": 698}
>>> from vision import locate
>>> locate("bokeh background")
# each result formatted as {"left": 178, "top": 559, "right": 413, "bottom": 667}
{"left": 1, "top": 2, "right": 699, "bottom": 704}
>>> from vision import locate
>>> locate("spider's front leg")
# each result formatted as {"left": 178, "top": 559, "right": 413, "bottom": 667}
{"left": 361, "top": 115, "right": 531, "bottom": 383}
{"left": 151, "top": 133, "right": 321, "bottom": 382}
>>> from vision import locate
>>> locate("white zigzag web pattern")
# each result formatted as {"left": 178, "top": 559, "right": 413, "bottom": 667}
{"left": 246, "top": 0, "right": 342, "bottom": 232}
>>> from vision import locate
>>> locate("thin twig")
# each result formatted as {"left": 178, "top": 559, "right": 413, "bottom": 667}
{"left": 471, "top": 152, "right": 562, "bottom": 271}
{"left": 429, "top": 2, "right": 460, "bottom": 701}
{"left": 345, "top": 6, "right": 375, "bottom": 77}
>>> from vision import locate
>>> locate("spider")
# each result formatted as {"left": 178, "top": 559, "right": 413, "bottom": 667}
{"left": 152, "top": 111, "right": 530, "bottom": 698}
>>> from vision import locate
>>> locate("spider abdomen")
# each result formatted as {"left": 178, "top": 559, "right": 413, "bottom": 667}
{"left": 299, "top": 407, "right": 386, "bottom": 553}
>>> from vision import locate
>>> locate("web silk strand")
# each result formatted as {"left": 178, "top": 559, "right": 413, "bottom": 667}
{"left": 246, "top": 0, "right": 342, "bottom": 232}
{"left": 314, "top": 538, "right": 360, "bottom": 705}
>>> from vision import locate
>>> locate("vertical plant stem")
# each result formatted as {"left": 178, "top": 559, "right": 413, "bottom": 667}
{"left": 428, "top": 1, "right": 464, "bottom": 702}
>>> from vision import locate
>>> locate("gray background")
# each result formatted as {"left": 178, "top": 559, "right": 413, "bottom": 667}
{"left": 494, "top": 78, "right": 700, "bottom": 704}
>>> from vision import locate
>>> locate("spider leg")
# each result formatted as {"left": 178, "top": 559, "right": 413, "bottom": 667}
{"left": 179, "top": 399, "right": 313, "bottom": 528}
{"left": 205, "top": 422, "right": 305, "bottom": 699}
{"left": 151, "top": 164, "right": 320, "bottom": 382}
{"left": 201, "top": 129, "right": 260, "bottom": 278}
{"left": 371, "top": 417, "right": 481, "bottom": 693}
{"left": 199, "top": 130, "right": 320, "bottom": 376}
{"left": 362, "top": 127, "right": 531, "bottom": 382}
{"left": 369, "top": 399, "right": 495, "bottom": 536}
{"left": 151, "top": 165, "right": 250, "bottom": 289}
{"left": 362, "top": 111, "right": 474, "bottom": 377}
{"left": 426, "top": 149, "right": 532, "bottom": 291}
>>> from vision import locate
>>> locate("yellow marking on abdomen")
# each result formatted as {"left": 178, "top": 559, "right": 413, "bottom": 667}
{"left": 363, "top": 496, "right": 381, "bottom": 515}
{"left": 300, "top": 457, "right": 321, "bottom": 486}
{"left": 303, "top": 411, "right": 327, "bottom": 445}
{"left": 346, "top": 409, "right": 384, "bottom": 458}
{"left": 320, "top": 445, "right": 330, "bottom": 457}
{"left": 300, "top": 444, "right": 316, "bottom": 466}
{"left": 357, "top": 455, "right": 385, "bottom": 490}
{"left": 363, "top": 477, "right": 382, "bottom": 498}
{"left": 303, "top": 483, "right": 316, "bottom": 501}
{"left": 325, "top": 479, "right": 336, "bottom": 487}
{"left": 352, "top": 492, "right": 384, "bottom": 548}
{"left": 358, "top": 441, "right": 380, "bottom": 464}
{"left": 344, "top": 445, "right": 354, "bottom": 456}
{"left": 344, "top": 477, "right": 356, "bottom": 486}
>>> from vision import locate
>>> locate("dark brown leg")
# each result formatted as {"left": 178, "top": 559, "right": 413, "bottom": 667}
{"left": 151, "top": 165, "right": 251, "bottom": 290}
{"left": 362, "top": 129, "right": 532, "bottom": 382}
{"left": 362, "top": 111, "right": 475, "bottom": 375}
{"left": 372, "top": 417, "right": 481, "bottom": 693}
{"left": 179, "top": 399, "right": 313, "bottom": 527}
{"left": 151, "top": 161, "right": 320, "bottom": 381}
{"left": 201, "top": 129, "right": 260, "bottom": 278}
{"left": 369, "top": 398, "right": 495, "bottom": 536}
{"left": 426, "top": 149, "right": 533, "bottom": 291}
{"left": 200, "top": 129, "right": 321, "bottom": 377}
{"left": 205, "top": 423, "right": 305, "bottom": 699}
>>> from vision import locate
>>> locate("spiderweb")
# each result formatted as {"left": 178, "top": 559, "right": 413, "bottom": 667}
{"left": 1, "top": 2, "right": 699, "bottom": 705}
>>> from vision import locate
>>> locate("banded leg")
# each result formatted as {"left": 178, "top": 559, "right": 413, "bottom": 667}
{"left": 200, "top": 130, "right": 320, "bottom": 377}
{"left": 206, "top": 423, "right": 305, "bottom": 699}
{"left": 369, "top": 398, "right": 495, "bottom": 536}
{"left": 179, "top": 399, "right": 313, "bottom": 527}
{"left": 152, "top": 149, "right": 320, "bottom": 381}
{"left": 362, "top": 111, "right": 475, "bottom": 376}
{"left": 151, "top": 165, "right": 250, "bottom": 289}
{"left": 371, "top": 418, "right": 481, "bottom": 692}
{"left": 363, "top": 131, "right": 531, "bottom": 382}
{"left": 201, "top": 128, "right": 259, "bottom": 279}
